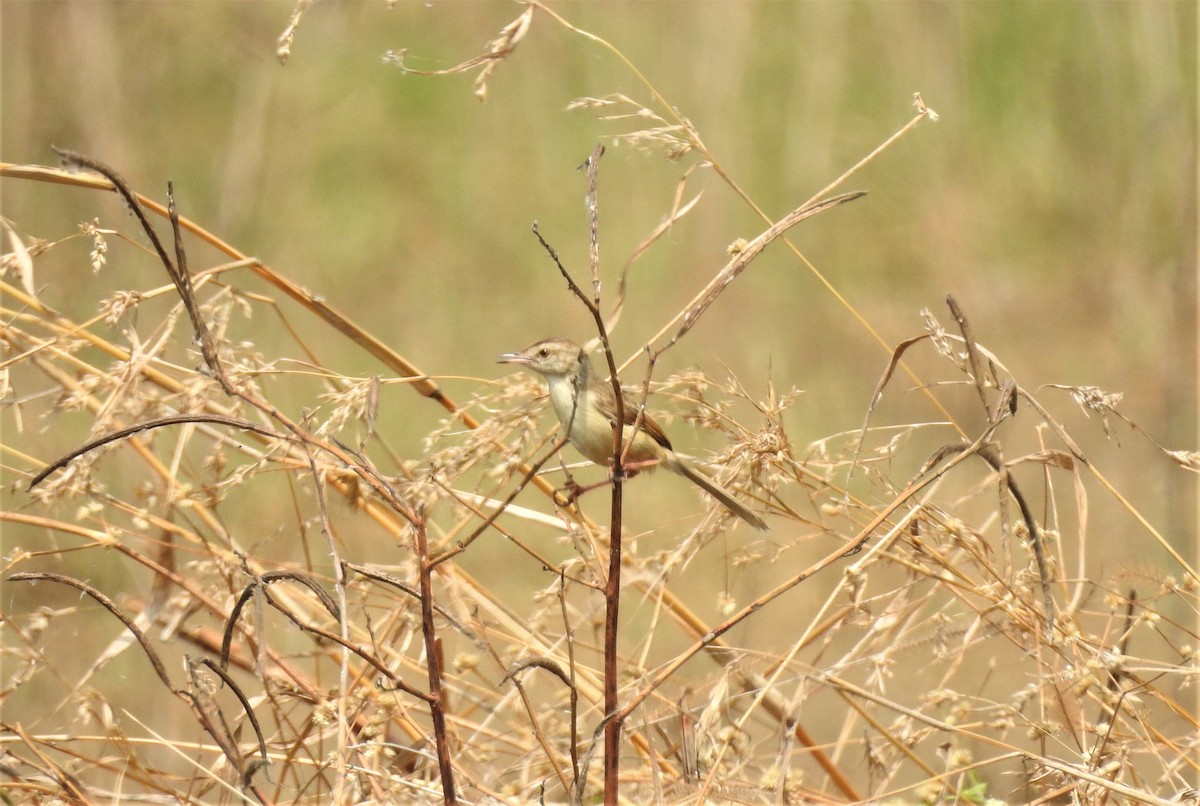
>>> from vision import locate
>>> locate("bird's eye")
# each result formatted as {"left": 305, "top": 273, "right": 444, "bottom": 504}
{"left": 538, "top": 348, "right": 549, "bottom": 357}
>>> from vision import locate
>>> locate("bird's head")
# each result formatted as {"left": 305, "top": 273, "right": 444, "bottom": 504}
{"left": 497, "top": 337, "right": 585, "bottom": 379}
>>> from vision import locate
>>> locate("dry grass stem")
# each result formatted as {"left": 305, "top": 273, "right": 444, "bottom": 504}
{"left": 2, "top": 9, "right": 1195, "bottom": 804}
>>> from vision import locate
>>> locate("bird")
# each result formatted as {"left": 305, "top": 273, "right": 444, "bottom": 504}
{"left": 498, "top": 337, "right": 768, "bottom": 530}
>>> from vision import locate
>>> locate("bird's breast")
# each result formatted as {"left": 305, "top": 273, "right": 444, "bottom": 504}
{"left": 545, "top": 375, "right": 612, "bottom": 464}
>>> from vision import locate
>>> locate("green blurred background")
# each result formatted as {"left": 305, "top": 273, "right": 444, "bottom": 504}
{"left": 5, "top": 0, "right": 1195, "bottom": 551}
{"left": 2, "top": 3, "right": 1197, "bottom": 790}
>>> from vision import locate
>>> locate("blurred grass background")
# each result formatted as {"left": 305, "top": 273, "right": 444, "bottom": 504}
{"left": 1, "top": 2, "right": 1196, "bottom": 797}
{"left": 4, "top": 0, "right": 1194, "bottom": 554}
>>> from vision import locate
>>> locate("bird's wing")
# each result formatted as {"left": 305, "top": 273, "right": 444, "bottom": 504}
{"left": 621, "top": 402, "right": 673, "bottom": 451}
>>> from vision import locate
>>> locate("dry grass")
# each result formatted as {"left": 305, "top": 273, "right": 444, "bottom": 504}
{"left": 2, "top": 4, "right": 1198, "bottom": 805}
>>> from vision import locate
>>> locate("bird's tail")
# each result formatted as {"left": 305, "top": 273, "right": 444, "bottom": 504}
{"left": 663, "top": 454, "right": 768, "bottom": 531}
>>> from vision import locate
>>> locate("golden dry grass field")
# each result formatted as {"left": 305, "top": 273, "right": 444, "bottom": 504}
{"left": 1, "top": 3, "right": 1196, "bottom": 803}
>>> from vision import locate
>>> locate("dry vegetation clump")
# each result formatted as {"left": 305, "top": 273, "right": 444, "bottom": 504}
{"left": 2, "top": 6, "right": 1197, "bottom": 806}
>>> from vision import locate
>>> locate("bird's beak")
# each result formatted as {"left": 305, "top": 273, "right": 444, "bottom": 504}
{"left": 497, "top": 352, "right": 529, "bottom": 366}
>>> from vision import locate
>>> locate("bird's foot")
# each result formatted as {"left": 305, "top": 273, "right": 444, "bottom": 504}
{"left": 562, "top": 478, "right": 608, "bottom": 504}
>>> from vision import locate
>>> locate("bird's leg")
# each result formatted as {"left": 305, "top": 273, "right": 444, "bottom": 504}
{"left": 603, "top": 456, "right": 663, "bottom": 483}
{"left": 618, "top": 457, "right": 661, "bottom": 475}
{"left": 556, "top": 454, "right": 587, "bottom": 503}
{"left": 562, "top": 477, "right": 608, "bottom": 504}
{"left": 562, "top": 458, "right": 660, "bottom": 502}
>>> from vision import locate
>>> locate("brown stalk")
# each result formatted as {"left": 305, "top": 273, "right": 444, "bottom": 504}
{"left": 945, "top": 295, "right": 1054, "bottom": 638}
{"left": 582, "top": 144, "right": 626, "bottom": 806}
{"left": 614, "top": 417, "right": 1000, "bottom": 725}
{"left": 531, "top": 146, "right": 876, "bottom": 799}
{"left": 658, "top": 190, "right": 866, "bottom": 353}
{"left": 531, "top": 143, "right": 632, "bottom": 803}
{"left": 7, "top": 572, "right": 271, "bottom": 798}
{"left": 4, "top": 722, "right": 95, "bottom": 805}
{"left": 34, "top": 152, "right": 458, "bottom": 803}
{"left": 500, "top": 657, "right": 578, "bottom": 797}
{"left": 413, "top": 515, "right": 457, "bottom": 802}
{"left": 27, "top": 413, "right": 292, "bottom": 490}
{"left": 0, "top": 159, "right": 578, "bottom": 529}
{"left": 541, "top": 143, "right": 628, "bottom": 803}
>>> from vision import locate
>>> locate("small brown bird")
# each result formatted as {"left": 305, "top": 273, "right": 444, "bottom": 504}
{"left": 498, "top": 337, "right": 768, "bottom": 530}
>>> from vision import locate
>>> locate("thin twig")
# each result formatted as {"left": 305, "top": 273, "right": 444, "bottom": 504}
{"left": 614, "top": 418, "right": 1000, "bottom": 724}
{"left": 28, "top": 414, "right": 292, "bottom": 490}
{"left": 531, "top": 145, "right": 626, "bottom": 804}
